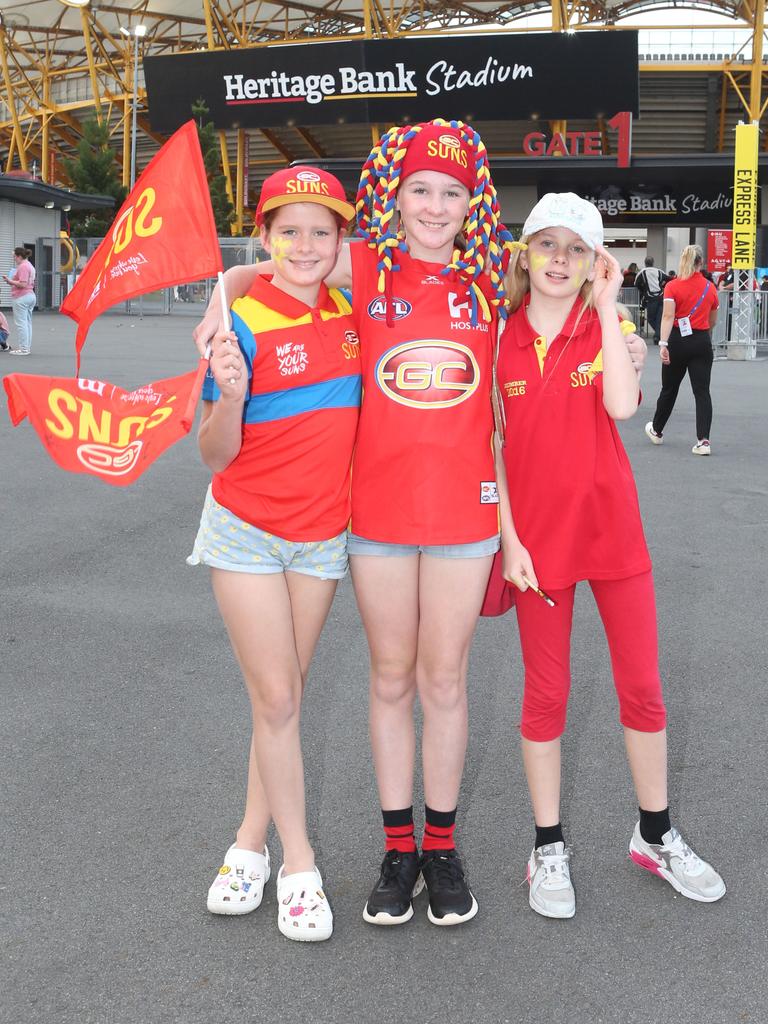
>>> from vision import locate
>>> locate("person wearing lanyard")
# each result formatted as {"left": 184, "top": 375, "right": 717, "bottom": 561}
{"left": 644, "top": 244, "right": 719, "bottom": 455}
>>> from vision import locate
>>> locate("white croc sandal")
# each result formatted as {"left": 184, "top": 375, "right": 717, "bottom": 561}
{"left": 276, "top": 865, "right": 333, "bottom": 942}
{"left": 207, "top": 844, "right": 270, "bottom": 915}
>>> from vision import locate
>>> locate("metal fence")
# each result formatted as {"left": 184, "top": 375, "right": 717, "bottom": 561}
{"left": 33, "top": 236, "right": 268, "bottom": 316}
{"left": 30, "top": 242, "right": 768, "bottom": 357}
{"left": 617, "top": 287, "right": 642, "bottom": 331}
{"left": 711, "top": 289, "right": 768, "bottom": 357}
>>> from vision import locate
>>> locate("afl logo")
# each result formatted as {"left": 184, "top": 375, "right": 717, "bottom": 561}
{"left": 439, "top": 134, "right": 461, "bottom": 149}
{"left": 577, "top": 361, "right": 593, "bottom": 374}
{"left": 296, "top": 170, "right": 320, "bottom": 182}
{"left": 367, "top": 296, "right": 412, "bottom": 321}
{"left": 375, "top": 340, "right": 480, "bottom": 409}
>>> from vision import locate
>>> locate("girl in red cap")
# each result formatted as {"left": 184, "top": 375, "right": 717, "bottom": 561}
{"left": 491, "top": 192, "right": 725, "bottom": 919}
{"left": 189, "top": 167, "right": 360, "bottom": 942}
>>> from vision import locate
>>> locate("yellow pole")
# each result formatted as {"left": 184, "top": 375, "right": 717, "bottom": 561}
{"left": 236, "top": 129, "right": 245, "bottom": 235}
{"left": 0, "top": 28, "right": 28, "bottom": 171}
{"left": 41, "top": 71, "right": 50, "bottom": 182}
{"left": 122, "top": 39, "right": 131, "bottom": 187}
{"left": 749, "top": 0, "right": 765, "bottom": 120}
{"left": 202, "top": 0, "right": 236, "bottom": 217}
{"left": 80, "top": 8, "right": 103, "bottom": 119}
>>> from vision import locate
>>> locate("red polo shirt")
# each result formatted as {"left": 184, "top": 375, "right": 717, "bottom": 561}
{"left": 663, "top": 272, "right": 718, "bottom": 330}
{"left": 498, "top": 298, "right": 651, "bottom": 589}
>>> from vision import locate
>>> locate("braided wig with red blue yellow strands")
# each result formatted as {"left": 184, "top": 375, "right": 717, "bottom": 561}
{"left": 354, "top": 118, "right": 516, "bottom": 328}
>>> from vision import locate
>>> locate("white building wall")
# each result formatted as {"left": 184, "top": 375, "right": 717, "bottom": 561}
{"left": 0, "top": 203, "right": 59, "bottom": 308}
{"left": 12, "top": 204, "right": 58, "bottom": 247}
{"left": 0, "top": 201, "right": 15, "bottom": 307}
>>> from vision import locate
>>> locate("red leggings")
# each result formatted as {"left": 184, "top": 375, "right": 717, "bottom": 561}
{"left": 515, "top": 571, "right": 667, "bottom": 742}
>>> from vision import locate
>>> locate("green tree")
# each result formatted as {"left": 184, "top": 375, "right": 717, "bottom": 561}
{"left": 192, "top": 98, "right": 235, "bottom": 235}
{"left": 61, "top": 118, "right": 127, "bottom": 236}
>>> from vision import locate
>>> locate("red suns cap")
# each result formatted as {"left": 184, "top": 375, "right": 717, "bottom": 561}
{"left": 400, "top": 124, "right": 475, "bottom": 192}
{"left": 255, "top": 166, "right": 354, "bottom": 226}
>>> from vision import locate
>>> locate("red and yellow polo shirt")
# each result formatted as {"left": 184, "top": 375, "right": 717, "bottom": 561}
{"left": 498, "top": 297, "right": 651, "bottom": 589}
{"left": 203, "top": 276, "right": 361, "bottom": 541}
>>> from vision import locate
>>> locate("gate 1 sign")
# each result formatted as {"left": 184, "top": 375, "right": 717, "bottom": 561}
{"left": 707, "top": 230, "right": 732, "bottom": 275}
{"left": 145, "top": 32, "right": 639, "bottom": 131}
{"left": 523, "top": 112, "right": 632, "bottom": 167}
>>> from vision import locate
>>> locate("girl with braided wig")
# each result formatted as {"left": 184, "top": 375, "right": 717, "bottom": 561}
{"left": 197, "top": 119, "right": 512, "bottom": 927}
{"left": 196, "top": 127, "right": 654, "bottom": 932}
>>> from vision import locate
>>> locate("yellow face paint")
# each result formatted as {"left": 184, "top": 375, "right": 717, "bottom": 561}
{"left": 269, "top": 235, "right": 293, "bottom": 264}
{"left": 530, "top": 251, "right": 549, "bottom": 271}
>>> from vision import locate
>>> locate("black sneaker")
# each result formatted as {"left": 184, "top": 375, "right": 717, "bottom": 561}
{"left": 420, "top": 849, "right": 478, "bottom": 926}
{"left": 363, "top": 850, "right": 423, "bottom": 925}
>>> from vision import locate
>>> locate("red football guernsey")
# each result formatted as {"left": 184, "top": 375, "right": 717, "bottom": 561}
{"left": 349, "top": 243, "right": 498, "bottom": 544}
{"left": 663, "top": 272, "right": 719, "bottom": 330}
{"left": 204, "top": 276, "right": 361, "bottom": 541}
{"left": 498, "top": 297, "right": 651, "bottom": 589}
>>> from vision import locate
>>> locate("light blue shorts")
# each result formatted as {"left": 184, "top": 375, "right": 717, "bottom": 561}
{"left": 187, "top": 487, "right": 348, "bottom": 579}
{"left": 347, "top": 532, "right": 500, "bottom": 559}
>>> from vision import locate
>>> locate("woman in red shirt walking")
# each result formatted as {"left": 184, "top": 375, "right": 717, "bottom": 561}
{"left": 644, "top": 244, "right": 719, "bottom": 455}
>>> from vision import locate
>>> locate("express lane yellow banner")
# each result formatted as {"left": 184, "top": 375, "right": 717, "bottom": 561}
{"left": 732, "top": 122, "right": 759, "bottom": 269}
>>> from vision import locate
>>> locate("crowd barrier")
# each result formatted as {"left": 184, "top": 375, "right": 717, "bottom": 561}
{"left": 21, "top": 242, "right": 768, "bottom": 358}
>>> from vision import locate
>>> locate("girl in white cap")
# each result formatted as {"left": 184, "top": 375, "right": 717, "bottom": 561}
{"left": 491, "top": 192, "right": 725, "bottom": 918}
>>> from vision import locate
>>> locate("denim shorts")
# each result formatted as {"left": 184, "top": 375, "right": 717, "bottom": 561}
{"left": 187, "top": 487, "right": 348, "bottom": 579}
{"left": 347, "top": 532, "right": 500, "bottom": 559}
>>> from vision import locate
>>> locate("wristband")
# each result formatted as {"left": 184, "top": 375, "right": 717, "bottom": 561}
{"left": 659, "top": 341, "right": 669, "bottom": 347}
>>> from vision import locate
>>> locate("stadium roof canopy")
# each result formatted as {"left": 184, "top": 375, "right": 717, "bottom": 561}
{"left": 0, "top": 0, "right": 763, "bottom": 230}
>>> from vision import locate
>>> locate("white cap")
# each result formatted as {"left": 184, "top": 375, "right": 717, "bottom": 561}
{"left": 522, "top": 192, "right": 604, "bottom": 251}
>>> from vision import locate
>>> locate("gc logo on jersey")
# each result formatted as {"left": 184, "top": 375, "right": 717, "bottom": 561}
{"left": 367, "top": 296, "right": 412, "bottom": 321}
{"left": 375, "top": 340, "right": 479, "bottom": 409}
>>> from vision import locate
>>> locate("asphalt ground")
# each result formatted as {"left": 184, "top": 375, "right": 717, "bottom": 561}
{"left": 1, "top": 313, "right": 766, "bottom": 1024}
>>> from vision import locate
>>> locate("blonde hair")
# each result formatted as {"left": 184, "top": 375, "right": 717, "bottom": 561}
{"left": 678, "top": 244, "right": 703, "bottom": 280}
{"left": 504, "top": 231, "right": 596, "bottom": 314}
{"left": 355, "top": 119, "right": 514, "bottom": 325}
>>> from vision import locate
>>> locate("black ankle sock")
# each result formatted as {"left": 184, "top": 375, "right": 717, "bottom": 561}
{"left": 535, "top": 823, "right": 564, "bottom": 849}
{"left": 639, "top": 807, "right": 671, "bottom": 845}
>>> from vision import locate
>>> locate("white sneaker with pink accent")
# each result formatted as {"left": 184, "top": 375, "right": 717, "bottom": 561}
{"left": 629, "top": 824, "right": 725, "bottom": 902}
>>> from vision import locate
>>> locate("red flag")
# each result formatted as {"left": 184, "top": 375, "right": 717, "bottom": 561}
{"left": 3, "top": 360, "right": 208, "bottom": 486}
{"left": 60, "top": 120, "right": 222, "bottom": 371}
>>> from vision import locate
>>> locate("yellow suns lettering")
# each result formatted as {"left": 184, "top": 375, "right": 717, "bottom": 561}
{"left": 45, "top": 389, "right": 175, "bottom": 446}
{"left": 426, "top": 139, "right": 468, "bottom": 169}
{"left": 285, "top": 179, "right": 331, "bottom": 196}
